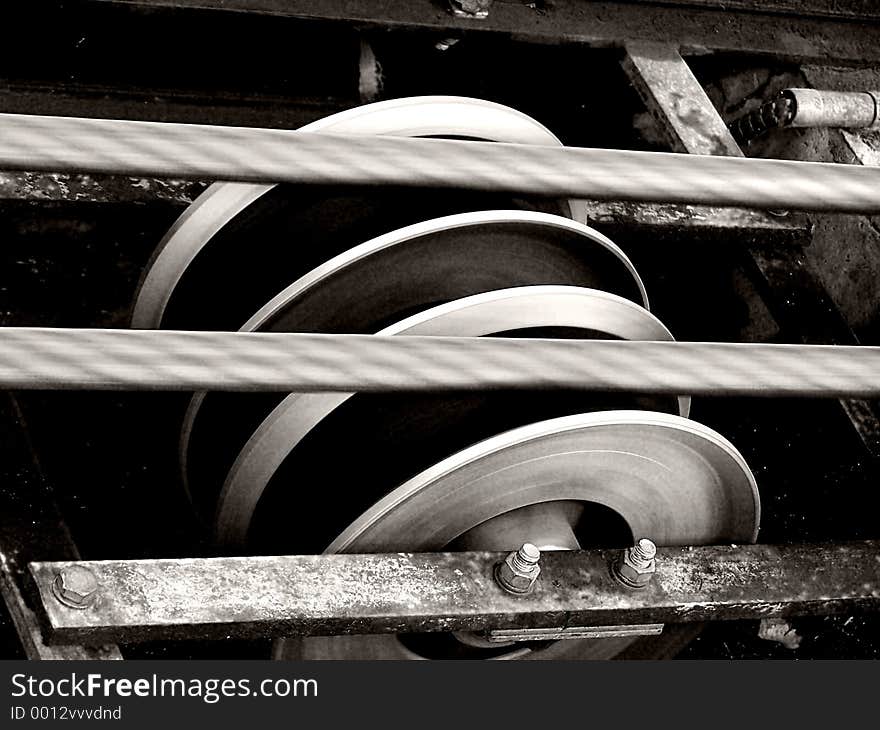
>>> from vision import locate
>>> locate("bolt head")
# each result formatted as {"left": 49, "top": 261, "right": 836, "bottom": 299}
{"left": 614, "top": 551, "right": 656, "bottom": 588}
{"left": 53, "top": 566, "right": 98, "bottom": 608}
{"left": 495, "top": 550, "right": 541, "bottom": 594}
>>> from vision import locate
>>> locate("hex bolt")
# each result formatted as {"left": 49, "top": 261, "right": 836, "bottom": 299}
{"left": 630, "top": 538, "right": 657, "bottom": 564}
{"left": 51, "top": 565, "right": 99, "bottom": 609}
{"left": 612, "top": 538, "right": 657, "bottom": 589}
{"left": 495, "top": 543, "right": 541, "bottom": 595}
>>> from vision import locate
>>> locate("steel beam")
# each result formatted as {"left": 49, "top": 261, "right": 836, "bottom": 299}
{"left": 624, "top": 1, "right": 880, "bottom": 21}
{"left": 620, "top": 44, "right": 880, "bottom": 459}
{"left": 0, "top": 172, "right": 806, "bottom": 237}
{"left": 28, "top": 542, "right": 880, "bottom": 645}
{"left": 622, "top": 42, "right": 745, "bottom": 158}
{"left": 80, "top": 1, "right": 880, "bottom": 66}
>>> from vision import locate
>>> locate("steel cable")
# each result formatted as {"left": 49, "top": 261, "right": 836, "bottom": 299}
{"left": 0, "top": 328, "right": 878, "bottom": 396}
{"left": 1, "top": 113, "right": 880, "bottom": 212}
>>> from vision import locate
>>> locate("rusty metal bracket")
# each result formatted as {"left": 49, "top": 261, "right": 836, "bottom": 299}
{"left": 27, "top": 542, "right": 880, "bottom": 646}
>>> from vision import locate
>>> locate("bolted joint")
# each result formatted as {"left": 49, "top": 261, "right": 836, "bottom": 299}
{"left": 495, "top": 543, "right": 541, "bottom": 594}
{"left": 52, "top": 565, "right": 99, "bottom": 609}
{"left": 612, "top": 538, "right": 657, "bottom": 589}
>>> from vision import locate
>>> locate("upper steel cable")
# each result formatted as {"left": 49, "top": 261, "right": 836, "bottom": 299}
{"left": 0, "top": 329, "right": 878, "bottom": 397}
{"left": 0, "top": 113, "right": 879, "bottom": 212}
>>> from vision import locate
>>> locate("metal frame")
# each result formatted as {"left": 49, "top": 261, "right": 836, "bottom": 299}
{"left": 79, "top": 1, "right": 880, "bottom": 65}
{"left": 618, "top": 42, "right": 880, "bottom": 456}
{"left": 28, "top": 543, "right": 880, "bottom": 646}
{"left": 1, "top": 4, "right": 879, "bottom": 657}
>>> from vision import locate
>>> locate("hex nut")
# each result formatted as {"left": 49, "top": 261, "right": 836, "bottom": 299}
{"left": 52, "top": 566, "right": 99, "bottom": 609}
{"left": 613, "top": 552, "right": 656, "bottom": 589}
{"left": 495, "top": 551, "right": 541, "bottom": 594}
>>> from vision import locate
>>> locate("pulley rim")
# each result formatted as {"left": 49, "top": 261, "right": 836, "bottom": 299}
{"left": 131, "top": 96, "right": 584, "bottom": 330}
{"left": 179, "top": 211, "right": 649, "bottom": 513}
{"left": 215, "top": 285, "right": 683, "bottom": 545}
{"left": 277, "top": 410, "right": 759, "bottom": 659}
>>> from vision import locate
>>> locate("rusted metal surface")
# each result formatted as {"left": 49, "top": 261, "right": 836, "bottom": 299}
{"left": 28, "top": 542, "right": 880, "bottom": 645}
{"left": 0, "top": 174, "right": 805, "bottom": 235}
{"left": 622, "top": 42, "right": 744, "bottom": 158}
{"left": 626, "top": 1, "right": 880, "bottom": 21}
{"left": 618, "top": 44, "right": 880, "bottom": 460}
{"left": 582, "top": 200, "right": 805, "bottom": 232}
{"left": 0, "top": 172, "right": 200, "bottom": 205}
{"left": 0, "top": 393, "right": 121, "bottom": 659}
{"left": 82, "top": 0, "right": 880, "bottom": 66}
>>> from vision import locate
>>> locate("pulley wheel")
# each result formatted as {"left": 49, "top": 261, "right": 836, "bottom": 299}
{"left": 216, "top": 285, "right": 685, "bottom": 546}
{"left": 276, "top": 411, "right": 760, "bottom": 659}
{"left": 131, "top": 96, "right": 583, "bottom": 332}
{"left": 181, "top": 212, "right": 649, "bottom": 521}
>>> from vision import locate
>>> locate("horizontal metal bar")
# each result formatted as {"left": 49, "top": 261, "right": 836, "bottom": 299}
{"left": 93, "top": 0, "right": 880, "bottom": 23}
{"left": 1, "top": 328, "right": 880, "bottom": 397}
{"left": 0, "top": 172, "right": 806, "bottom": 234}
{"left": 29, "top": 542, "right": 880, "bottom": 645}
{"left": 83, "top": 1, "right": 880, "bottom": 64}
{"left": 1, "top": 114, "right": 880, "bottom": 213}
{"left": 622, "top": 0, "right": 880, "bottom": 21}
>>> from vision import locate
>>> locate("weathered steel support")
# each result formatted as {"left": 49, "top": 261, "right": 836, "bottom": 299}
{"left": 620, "top": 43, "right": 880, "bottom": 459}
{"left": 79, "top": 1, "right": 880, "bottom": 65}
{"left": 622, "top": 41, "right": 745, "bottom": 158}
{"left": 28, "top": 542, "right": 880, "bottom": 646}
